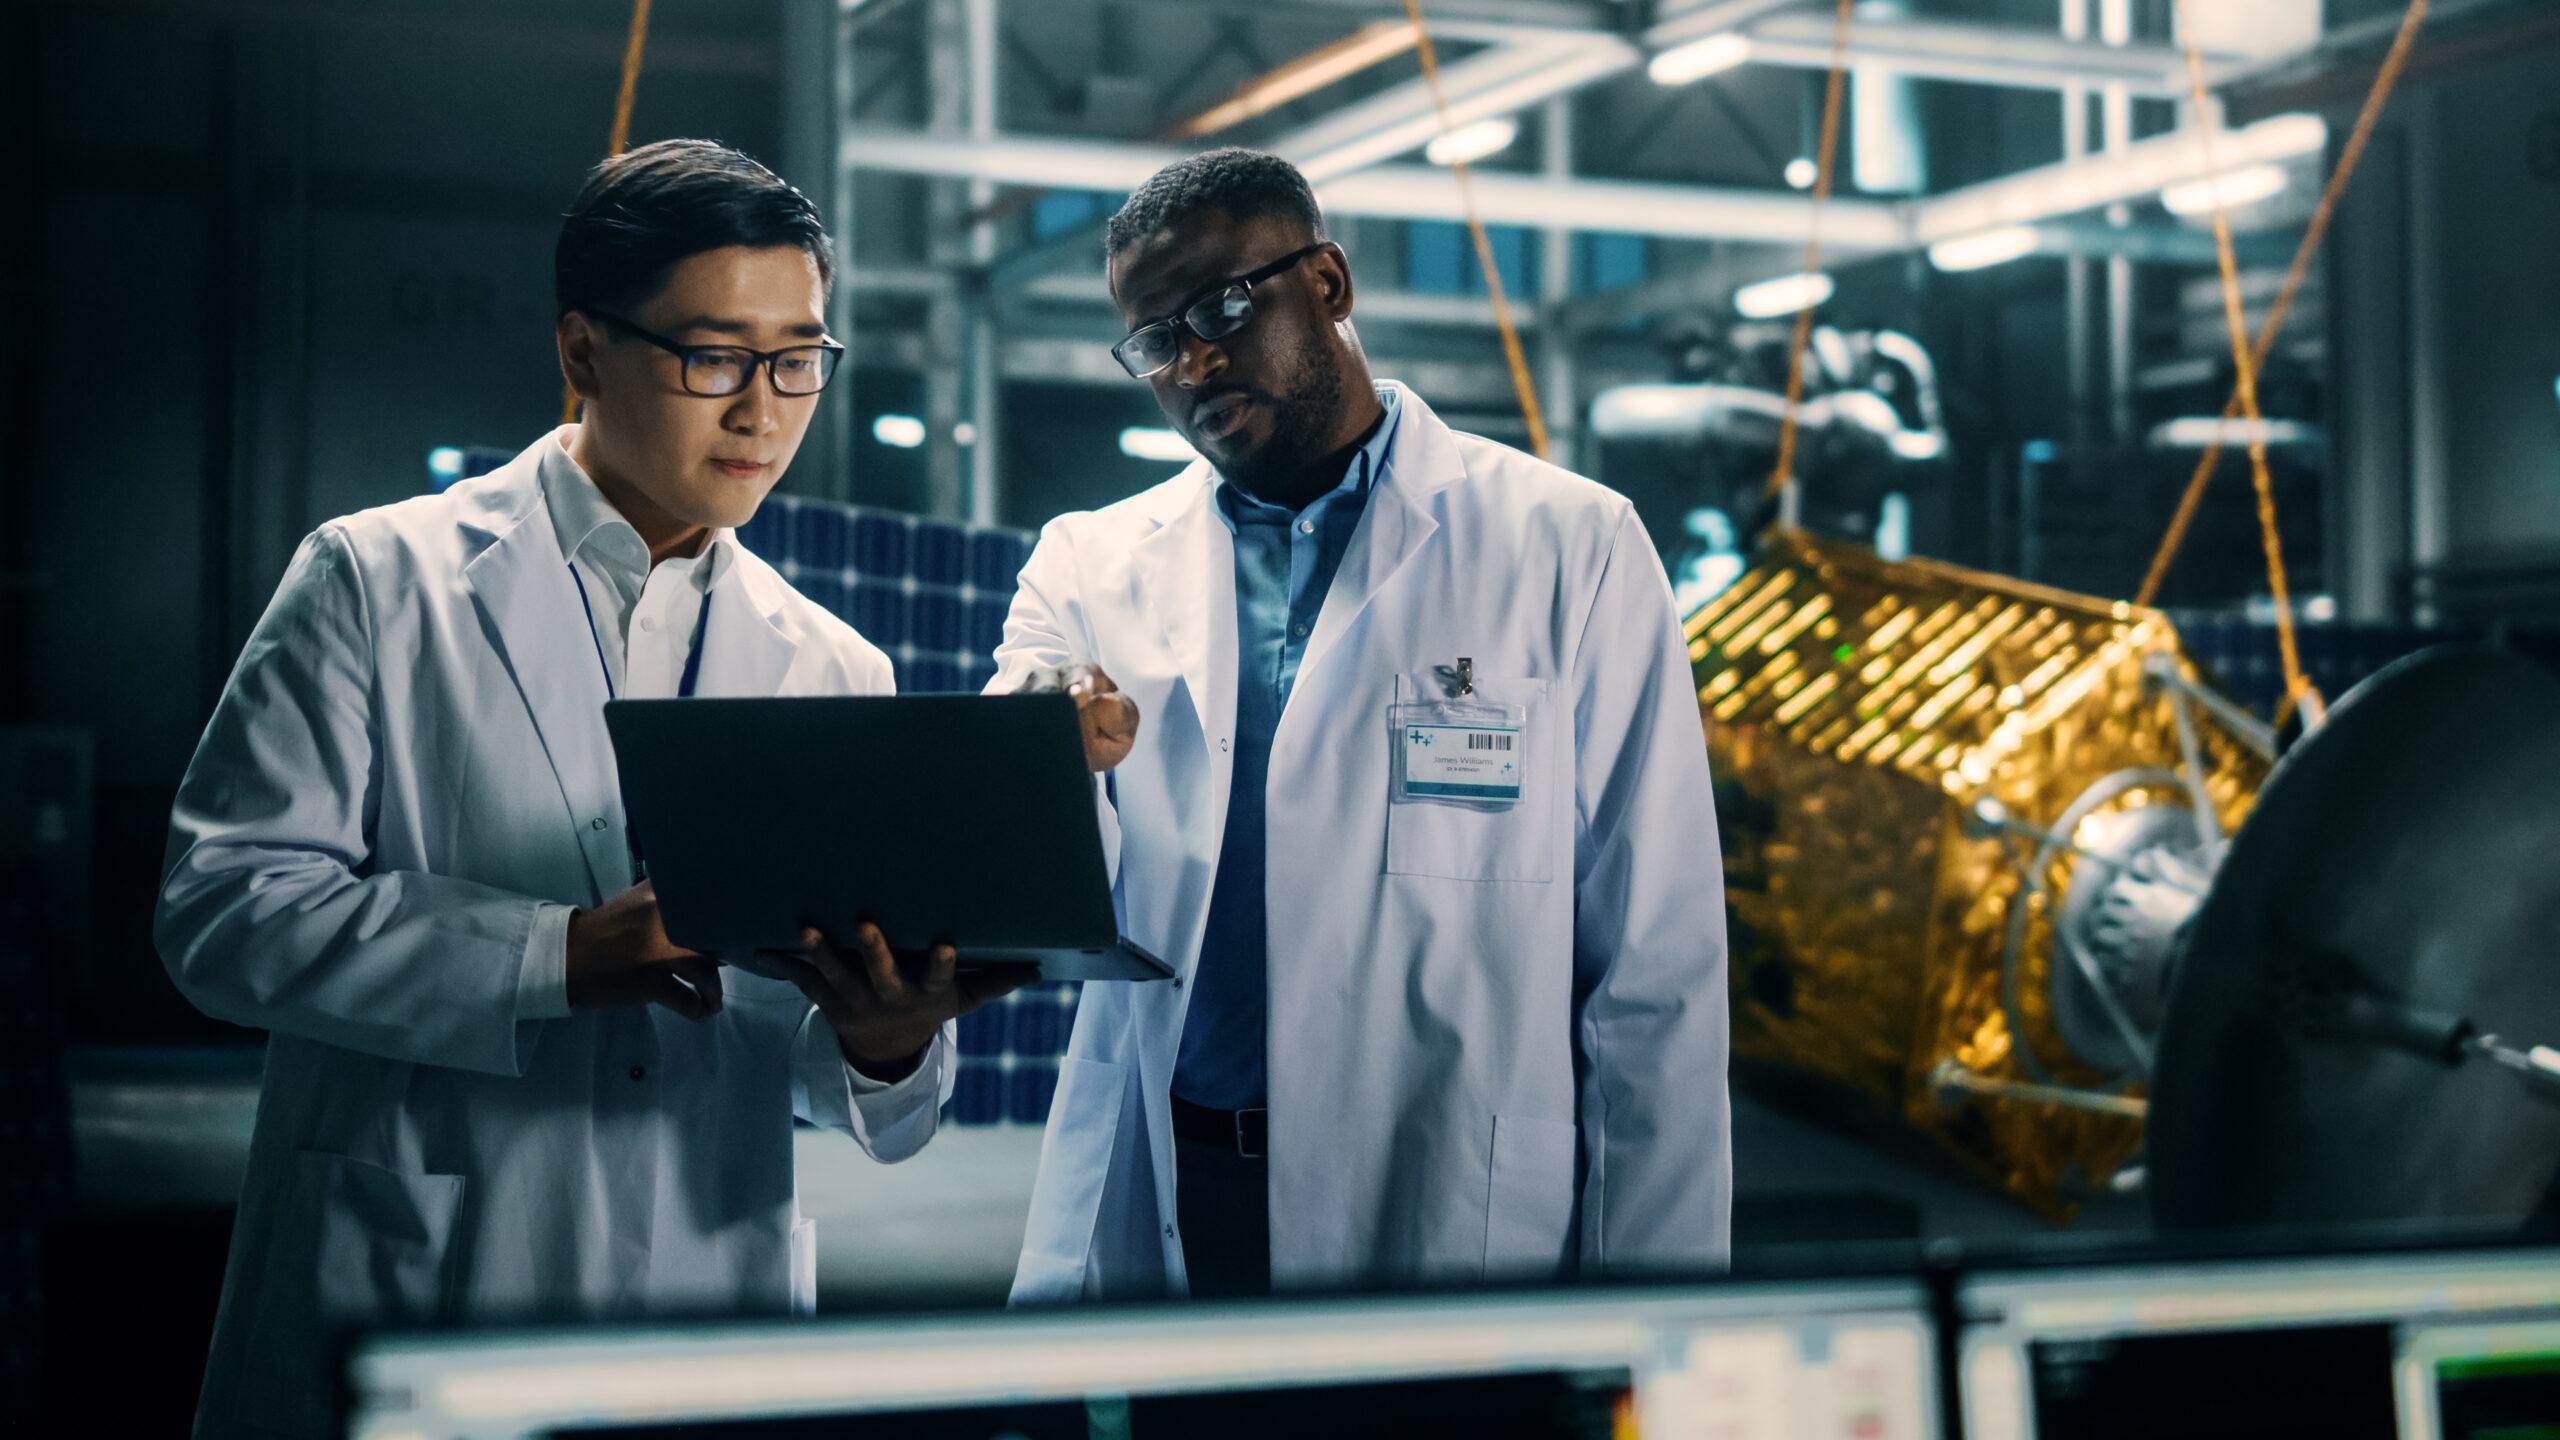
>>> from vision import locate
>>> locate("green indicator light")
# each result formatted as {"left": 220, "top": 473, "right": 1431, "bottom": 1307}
{"left": 1834, "top": 644, "right": 1857, "bottom": 663}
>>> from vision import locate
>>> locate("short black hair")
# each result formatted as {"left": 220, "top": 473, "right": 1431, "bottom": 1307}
{"left": 1104, "top": 147, "right": 1326, "bottom": 258}
{"left": 554, "top": 138, "right": 833, "bottom": 318}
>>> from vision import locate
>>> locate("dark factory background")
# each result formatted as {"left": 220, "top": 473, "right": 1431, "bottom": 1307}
{"left": 8, "top": 0, "right": 2560, "bottom": 1434}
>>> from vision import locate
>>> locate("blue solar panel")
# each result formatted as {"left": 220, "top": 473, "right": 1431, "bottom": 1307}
{"left": 745, "top": 493, "right": 1066, "bottom": 1125}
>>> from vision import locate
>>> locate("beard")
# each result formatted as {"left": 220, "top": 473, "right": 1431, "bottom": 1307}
{"left": 1214, "top": 331, "right": 1344, "bottom": 500}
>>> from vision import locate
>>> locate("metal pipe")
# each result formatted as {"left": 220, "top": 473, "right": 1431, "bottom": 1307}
{"left": 1931, "top": 1060, "right": 2151, "bottom": 1119}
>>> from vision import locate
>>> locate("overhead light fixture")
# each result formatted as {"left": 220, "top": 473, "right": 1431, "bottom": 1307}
{"left": 1425, "top": 116, "right": 1519, "bottom": 168}
{"left": 1784, "top": 157, "right": 1818, "bottom": 190}
{"left": 427, "top": 446, "right": 465, "bottom": 482}
{"left": 1119, "top": 427, "right": 1200, "bottom": 463}
{"left": 2159, "top": 163, "right": 2289, "bottom": 216}
{"left": 1649, "top": 33, "right": 1751, "bottom": 87}
{"left": 1914, "top": 111, "right": 2327, "bottom": 243}
{"left": 1928, "top": 225, "right": 2041, "bottom": 273}
{"left": 2148, "top": 416, "right": 2320, "bottom": 450}
{"left": 1734, "top": 271, "right": 1834, "bottom": 319}
{"left": 872, "top": 414, "right": 926, "bottom": 449}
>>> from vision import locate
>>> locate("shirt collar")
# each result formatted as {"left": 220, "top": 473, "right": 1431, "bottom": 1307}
{"left": 1216, "top": 385, "right": 1401, "bottom": 525}
{"left": 538, "top": 426, "right": 736, "bottom": 591}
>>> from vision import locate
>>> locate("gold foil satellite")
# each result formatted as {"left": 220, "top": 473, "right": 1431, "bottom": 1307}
{"left": 1688, "top": 529, "right": 2270, "bottom": 1217}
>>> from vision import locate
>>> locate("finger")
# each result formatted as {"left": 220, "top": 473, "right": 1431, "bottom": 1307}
{"left": 855, "top": 923, "right": 905, "bottom": 1001}
{"left": 674, "top": 957, "right": 724, "bottom": 1014}
{"left": 954, "top": 964, "right": 1043, "bottom": 1015}
{"left": 920, "top": 943, "right": 959, "bottom": 999}
{"left": 800, "top": 926, "right": 883, "bottom": 1009}
{"left": 773, "top": 953, "right": 857, "bottom": 1027}
{"left": 646, "top": 971, "right": 712, "bottom": 1021}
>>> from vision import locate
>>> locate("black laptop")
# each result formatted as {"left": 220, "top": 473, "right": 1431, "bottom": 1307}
{"left": 604, "top": 693, "right": 1171, "bottom": 982}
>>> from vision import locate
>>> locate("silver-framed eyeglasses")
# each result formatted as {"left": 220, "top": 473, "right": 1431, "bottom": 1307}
{"left": 1109, "top": 243, "right": 1327, "bottom": 380}
{"left": 590, "top": 311, "right": 846, "bottom": 397}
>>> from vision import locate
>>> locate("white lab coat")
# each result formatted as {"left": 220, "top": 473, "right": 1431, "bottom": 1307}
{"left": 157, "top": 433, "right": 953, "bottom": 1439}
{"left": 999, "top": 384, "right": 1730, "bottom": 1302}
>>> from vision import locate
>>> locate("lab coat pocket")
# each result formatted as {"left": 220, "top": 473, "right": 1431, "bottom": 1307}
{"left": 1386, "top": 673, "right": 1555, "bottom": 882}
{"left": 236, "top": 1151, "right": 465, "bottom": 1437}
{"left": 1484, "top": 1114, "right": 1578, "bottom": 1280}
{"left": 1014, "top": 1056, "right": 1128, "bottom": 1301}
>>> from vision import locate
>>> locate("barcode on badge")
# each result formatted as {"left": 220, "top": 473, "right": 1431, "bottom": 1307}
{"left": 1466, "top": 733, "right": 1515, "bottom": 752}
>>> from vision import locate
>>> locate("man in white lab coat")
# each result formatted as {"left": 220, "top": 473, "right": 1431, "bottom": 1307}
{"left": 157, "top": 141, "right": 1078, "bottom": 1438}
{"left": 1000, "top": 149, "right": 1731, "bottom": 1302}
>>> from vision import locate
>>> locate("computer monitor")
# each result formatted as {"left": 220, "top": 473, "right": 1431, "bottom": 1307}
{"left": 1955, "top": 1247, "right": 2560, "bottom": 1440}
{"left": 2396, "top": 1317, "right": 2560, "bottom": 1440}
{"left": 348, "top": 1278, "right": 1939, "bottom": 1440}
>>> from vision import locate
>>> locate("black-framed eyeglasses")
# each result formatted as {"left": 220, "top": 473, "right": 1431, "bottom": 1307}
{"left": 1110, "top": 243, "right": 1327, "bottom": 380}
{"left": 590, "top": 311, "right": 846, "bottom": 397}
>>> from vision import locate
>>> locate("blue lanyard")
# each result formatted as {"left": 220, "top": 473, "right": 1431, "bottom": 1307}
{"left": 570, "top": 559, "right": 711, "bottom": 881}
{"left": 569, "top": 560, "right": 712, "bottom": 701}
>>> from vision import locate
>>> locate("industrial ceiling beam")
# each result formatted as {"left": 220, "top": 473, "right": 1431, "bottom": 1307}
{"left": 1912, "top": 111, "right": 2328, "bottom": 244}
{"left": 839, "top": 125, "right": 1912, "bottom": 247}
{"left": 1738, "top": 13, "right": 2238, "bottom": 96}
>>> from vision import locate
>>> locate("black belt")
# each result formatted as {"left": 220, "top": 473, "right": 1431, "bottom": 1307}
{"left": 1171, "top": 1096, "right": 1268, "bottom": 1160}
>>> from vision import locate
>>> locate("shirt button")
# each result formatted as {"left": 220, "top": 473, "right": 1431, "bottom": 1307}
{"left": 1163, "top": 1224, "right": 1177, "bottom": 1238}
{"left": 1298, "top": 520, "right": 1314, "bottom": 535}
{"left": 639, "top": 616, "right": 657, "bottom": 632}
{"left": 1219, "top": 738, "right": 1230, "bottom": 753}
{"left": 590, "top": 817, "right": 608, "bottom": 832}
{"left": 1291, "top": 622, "right": 1309, "bottom": 638}
{"left": 629, "top": 1065, "right": 647, "bottom": 1081}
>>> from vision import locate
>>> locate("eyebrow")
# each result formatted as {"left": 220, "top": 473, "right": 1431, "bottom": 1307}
{"left": 665, "top": 315, "right": 832, "bottom": 340}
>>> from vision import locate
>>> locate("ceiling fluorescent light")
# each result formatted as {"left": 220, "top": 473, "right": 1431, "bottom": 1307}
{"left": 871, "top": 414, "right": 926, "bottom": 449}
{"left": 1734, "top": 271, "right": 1834, "bottom": 319}
{"left": 2159, "top": 163, "right": 2288, "bottom": 216}
{"left": 1649, "top": 33, "right": 1751, "bottom": 86}
{"left": 1929, "top": 226, "right": 2041, "bottom": 272}
{"left": 2148, "top": 416, "right": 2320, "bottom": 449}
{"left": 1425, "top": 116, "right": 1519, "bottom": 168}
{"left": 1119, "top": 427, "right": 1200, "bottom": 463}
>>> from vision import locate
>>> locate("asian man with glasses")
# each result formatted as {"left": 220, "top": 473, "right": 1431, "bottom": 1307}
{"left": 154, "top": 139, "right": 1141, "bottom": 1439}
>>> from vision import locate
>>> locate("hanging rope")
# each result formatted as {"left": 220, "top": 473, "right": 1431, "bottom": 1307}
{"left": 1765, "top": 0, "right": 1860, "bottom": 507}
{"left": 1398, "top": 0, "right": 1550, "bottom": 460}
{"left": 563, "top": 0, "right": 658, "bottom": 425}
{"left": 2136, "top": 0, "right": 2429, "bottom": 726}
{"left": 2133, "top": 0, "right": 2429, "bottom": 612}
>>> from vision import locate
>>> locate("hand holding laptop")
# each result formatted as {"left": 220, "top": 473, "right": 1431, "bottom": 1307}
{"left": 762, "top": 921, "right": 1039, "bottom": 1082}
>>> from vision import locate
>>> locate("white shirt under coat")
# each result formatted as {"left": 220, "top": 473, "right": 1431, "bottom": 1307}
{"left": 157, "top": 428, "right": 953, "bottom": 1440}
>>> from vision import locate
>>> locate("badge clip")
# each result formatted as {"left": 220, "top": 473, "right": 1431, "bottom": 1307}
{"left": 1435, "top": 656, "right": 1475, "bottom": 698}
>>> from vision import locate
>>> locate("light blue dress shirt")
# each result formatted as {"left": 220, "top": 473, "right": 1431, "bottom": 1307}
{"left": 1173, "top": 387, "right": 1403, "bottom": 1112}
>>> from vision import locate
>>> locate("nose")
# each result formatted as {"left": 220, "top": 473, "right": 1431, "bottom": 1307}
{"left": 1167, "top": 329, "right": 1227, "bottom": 391}
{"left": 722, "top": 368, "right": 779, "bottom": 434}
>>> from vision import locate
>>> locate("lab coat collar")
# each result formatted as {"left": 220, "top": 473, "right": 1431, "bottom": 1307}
{"left": 456, "top": 433, "right": 803, "bottom": 903}
{"left": 1129, "top": 468, "right": 1239, "bottom": 773}
{"left": 1126, "top": 379, "right": 1459, "bottom": 760}
{"left": 1299, "top": 381, "right": 1452, "bottom": 685}
{"left": 535, "top": 426, "right": 740, "bottom": 595}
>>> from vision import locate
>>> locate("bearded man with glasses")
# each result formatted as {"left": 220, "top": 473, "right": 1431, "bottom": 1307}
{"left": 998, "top": 148, "right": 1732, "bottom": 1305}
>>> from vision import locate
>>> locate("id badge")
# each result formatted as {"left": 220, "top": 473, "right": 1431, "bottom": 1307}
{"left": 1391, "top": 699, "right": 1527, "bottom": 807}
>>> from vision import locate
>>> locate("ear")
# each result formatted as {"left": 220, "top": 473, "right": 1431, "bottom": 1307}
{"left": 557, "top": 312, "right": 603, "bottom": 402}
{"left": 1308, "top": 241, "right": 1356, "bottom": 324}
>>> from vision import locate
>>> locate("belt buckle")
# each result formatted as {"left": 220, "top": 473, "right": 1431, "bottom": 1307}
{"left": 1236, "top": 1107, "right": 1268, "bottom": 1159}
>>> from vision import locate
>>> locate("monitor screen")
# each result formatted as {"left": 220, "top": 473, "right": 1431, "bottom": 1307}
{"left": 349, "top": 1280, "right": 1937, "bottom": 1440}
{"left": 2396, "top": 1318, "right": 2560, "bottom": 1440}
{"left": 1957, "top": 1248, "right": 2560, "bottom": 1440}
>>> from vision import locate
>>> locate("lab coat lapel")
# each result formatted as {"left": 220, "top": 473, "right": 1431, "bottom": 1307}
{"left": 698, "top": 558, "right": 803, "bottom": 698}
{"left": 1129, "top": 468, "right": 1237, "bottom": 765}
{"left": 1299, "top": 383, "right": 1450, "bottom": 685}
{"left": 461, "top": 461, "right": 623, "bottom": 904}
